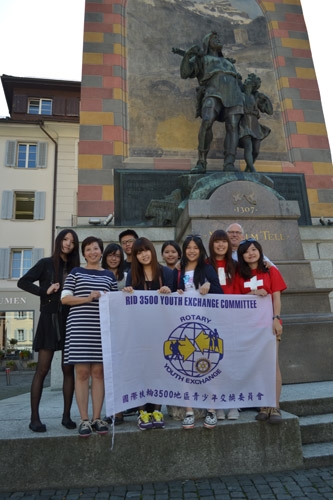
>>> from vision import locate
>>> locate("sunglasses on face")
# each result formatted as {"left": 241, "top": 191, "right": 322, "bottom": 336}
{"left": 239, "top": 238, "right": 257, "bottom": 246}
{"left": 185, "top": 234, "right": 201, "bottom": 239}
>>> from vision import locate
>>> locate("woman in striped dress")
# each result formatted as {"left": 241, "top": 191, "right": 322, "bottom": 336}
{"left": 61, "top": 236, "right": 118, "bottom": 437}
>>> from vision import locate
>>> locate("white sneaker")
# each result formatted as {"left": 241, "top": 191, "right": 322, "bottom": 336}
{"left": 217, "top": 409, "right": 225, "bottom": 420}
{"left": 228, "top": 408, "right": 239, "bottom": 420}
{"left": 204, "top": 411, "right": 217, "bottom": 429}
{"left": 182, "top": 413, "right": 195, "bottom": 429}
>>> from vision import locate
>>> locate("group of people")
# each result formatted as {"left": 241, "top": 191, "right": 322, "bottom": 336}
{"left": 17, "top": 223, "right": 286, "bottom": 437}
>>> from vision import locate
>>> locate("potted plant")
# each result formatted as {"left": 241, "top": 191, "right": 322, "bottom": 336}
{"left": 19, "top": 349, "right": 31, "bottom": 360}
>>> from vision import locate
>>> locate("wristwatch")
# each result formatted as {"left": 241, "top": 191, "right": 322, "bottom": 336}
{"left": 272, "top": 315, "right": 281, "bottom": 320}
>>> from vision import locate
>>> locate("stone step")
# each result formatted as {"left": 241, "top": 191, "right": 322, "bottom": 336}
{"left": 280, "top": 381, "right": 333, "bottom": 416}
{"left": 0, "top": 388, "right": 303, "bottom": 492}
{"left": 302, "top": 442, "right": 333, "bottom": 469}
{"left": 1, "top": 382, "right": 333, "bottom": 492}
{"left": 299, "top": 414, "right": 333, "bottom": 444}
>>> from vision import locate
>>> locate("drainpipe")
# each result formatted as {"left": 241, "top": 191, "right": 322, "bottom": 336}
{"left": 39, "top": 121, "right": 58, "bottom": 252}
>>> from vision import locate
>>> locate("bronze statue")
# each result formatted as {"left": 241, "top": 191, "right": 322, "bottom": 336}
{"left": 238, "top": 73, "right": 273, "bottom": 172}
{"left": 173, "top": 32, "right": 243, "bottom": 174}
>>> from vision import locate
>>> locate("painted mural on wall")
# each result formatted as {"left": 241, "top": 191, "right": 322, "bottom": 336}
{"left": 127, "top": 0, "right": 286, "bottom": 163}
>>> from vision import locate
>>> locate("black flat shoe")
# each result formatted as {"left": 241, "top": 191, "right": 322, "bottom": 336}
{"left": 61, "top": 418, "right": 77, "bottom": 429}
{"left": 29, "top": 422, "right": 47, "bottom": 433}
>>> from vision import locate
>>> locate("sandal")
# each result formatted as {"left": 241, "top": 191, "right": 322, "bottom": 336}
{"left": 114, "top": 415, "right": 124, "bottom": 425}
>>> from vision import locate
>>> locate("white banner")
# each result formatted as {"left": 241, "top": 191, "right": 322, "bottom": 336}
{"left": 100, "top": 291, "right": 276, "bottom": 417}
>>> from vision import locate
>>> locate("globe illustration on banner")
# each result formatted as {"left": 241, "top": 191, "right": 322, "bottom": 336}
{"left": 163, "top": 322, "right": 224, "bottom": 378}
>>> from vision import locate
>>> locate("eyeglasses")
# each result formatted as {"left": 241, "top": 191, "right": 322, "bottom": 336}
{"left": 227, "top": 231, "right": 242, "bottom": 235}
{"left": 121, "top": 238, "right": 136, "bottom": 246}
{"left": 239, "top": 238, "right": 257, "bottom": 246}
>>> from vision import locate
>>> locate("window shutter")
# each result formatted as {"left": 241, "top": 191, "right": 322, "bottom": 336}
{"left": 5, "top": 141, "right": 17, "bottom": 167}
{"left": 0, "top": 248, "right": 10, "bottom": 279}
{"left": 66, "top": 97, "right": 80, "bottom": 116}
{"left": 12, "top": 95, "right": 28, "bottom": 113}
{"left": 33, "top": 192, "right": 46, "bottom": 220}
{"left": 53, "top": 96, "right": 66, "bottom": 116}
{"left": 37, "top": 142, "right": 48, "bottom": 168}
{"left": 1, "top": 191, "right": 14, "bottom": 219}
{"left": 32, "top": 248, "right": 44, "bottom": 264}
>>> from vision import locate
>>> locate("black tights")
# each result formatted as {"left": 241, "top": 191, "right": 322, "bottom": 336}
{"left": 30, "top": 349, "right": 74, "bottom": 426}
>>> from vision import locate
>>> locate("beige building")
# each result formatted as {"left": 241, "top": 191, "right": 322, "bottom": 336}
{"left": 0, "top": 75, "right": 79, "bottom": 353}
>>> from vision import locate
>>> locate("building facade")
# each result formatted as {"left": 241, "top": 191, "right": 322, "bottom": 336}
{"left": 0, "top": 75, "right": 80, "bottom": 354}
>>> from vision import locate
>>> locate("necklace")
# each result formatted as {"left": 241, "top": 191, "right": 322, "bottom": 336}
{"left": 144, "top": 272, "right": 153, "bottom": 290}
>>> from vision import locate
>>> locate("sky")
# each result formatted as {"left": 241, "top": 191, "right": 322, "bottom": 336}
{"left": 0, "top": 0, "right": 331, "bottom": 154}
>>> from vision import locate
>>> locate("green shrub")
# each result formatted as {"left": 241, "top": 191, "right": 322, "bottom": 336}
{"left": 5, "top": 360, "right": 17, "bottom": 370}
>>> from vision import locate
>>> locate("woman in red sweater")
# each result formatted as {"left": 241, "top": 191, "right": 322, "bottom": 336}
{"left": 234, "top": 238, "right": 287, "bottom": 424}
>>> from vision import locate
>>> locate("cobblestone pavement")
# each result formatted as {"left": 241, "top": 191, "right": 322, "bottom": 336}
{"left": 0, "top": 467, "right": 333, "bottom": 499}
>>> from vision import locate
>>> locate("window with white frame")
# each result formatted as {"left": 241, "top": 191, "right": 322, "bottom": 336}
{"left": 5, "top": 141, "right": 47, "bottom": 169}
{"left": 15, "top": 311, "right": 28, "bottom": 319}
{"left": 17, "top": 143, "right": 37, "bottom": 168}
{"left": 16, "top": 329, "right": 25, "bottom": 342}
{"left": 11, "top": 249, "right": 33, "bottom": 278}
{"left": 0, "top": 248, "right": 43, "bottom": 279}
{"left": 1, "top": 191, "right": 46, "bottom": 220}
{"left": 28, "top": 98, "right": 52, "bottom": 115}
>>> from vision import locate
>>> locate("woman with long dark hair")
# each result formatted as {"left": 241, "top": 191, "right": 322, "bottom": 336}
{"left": 17, "top": 229, "right": 80, "bottom": 432}
{"left": 102, "top": 242, "right": 128, "bottom": 425}
{"left": 123, "top": 237, "right": 174, "bottom": 430}
{"left": 176, "top": 235, "right": 222, "bottom": 295}
{"left": 207, "top": 229, "right": 237, "bottom": 294}
{"left": 102, "top": 243, "right": 126, "bottom": 290}
{"left": 175, "top": 235, "right": 222, "bottom": 430}
{"left": 235, "top": 238, "right": 287, "bottom": 424}
{"left": 125, "top": 237, "right": 174, "bottom": 292}
{"left": 207, "top": 229, "right": 240, "bottom": 420}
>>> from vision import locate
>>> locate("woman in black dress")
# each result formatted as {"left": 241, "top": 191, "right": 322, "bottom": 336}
{"left": 17, "top": 229, "right": 80, "bottom": 432}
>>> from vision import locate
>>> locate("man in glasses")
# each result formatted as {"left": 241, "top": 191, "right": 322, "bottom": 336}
{"left": 226, "top": 223, "right": 274, "bottom": 267}
{"left": 119, "top": 229, "right": 139, "bottom": 273}
{"left": 226, "top": 223, "right": 245, "bottom": 260}
{"left": 114, "top": 229, "right": 140, "bottom": 420}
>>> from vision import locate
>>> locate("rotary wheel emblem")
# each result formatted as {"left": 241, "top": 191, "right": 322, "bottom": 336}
{"left": 195, "top": 357, "right": 211, "bottom": 374}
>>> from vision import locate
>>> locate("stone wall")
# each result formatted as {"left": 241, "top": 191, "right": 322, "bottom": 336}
{"left": 78, "top": 0, "right": 333, "bottom": 220}
{"left": 300, "top": 226, "right": 333, "bottom": 311}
